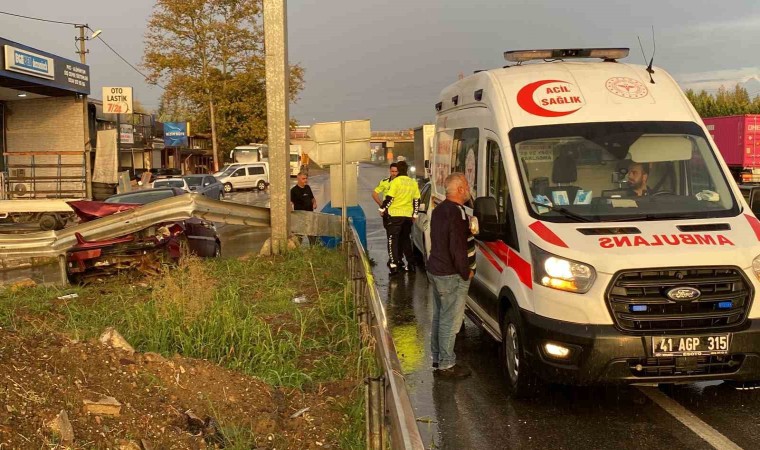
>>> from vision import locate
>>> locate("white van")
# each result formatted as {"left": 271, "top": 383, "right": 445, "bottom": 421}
{"left": 217, "top": 162, "right": 269, "bottom": 193}
{"left": 290, "top": 144, "right": 303, "bottom": 177}
{"left": 428, "top": 48, "right": 760, "bottom": 396}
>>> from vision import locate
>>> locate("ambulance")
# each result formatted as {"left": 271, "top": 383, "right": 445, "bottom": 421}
{"left": 428, "top": 48, "right": 760, "bottom": 397}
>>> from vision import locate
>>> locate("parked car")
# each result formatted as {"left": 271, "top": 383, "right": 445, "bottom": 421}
{"left": 214, "top": 163, "right": 244, "bottom": 178}
{"left": 217, "top": 162, "right": 270, "bottom": 193}
{"left": 184, "top": 174, "right": 223, "bottom": 200}
{"left": 739, "top": 185, "right": 760, "bottom": 215}
{"left": 151, "top": 176, "right": 189, "bottom": 191}
{"left": 66, "top": 188, "right": 221, "bottom": 283}
{"left": 410, "top": 181, "right": 433, "bottom": 267}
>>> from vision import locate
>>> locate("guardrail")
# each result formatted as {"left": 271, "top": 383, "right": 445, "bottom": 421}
{"left": 346, "top": 225, "right": 424, "bottom": 449}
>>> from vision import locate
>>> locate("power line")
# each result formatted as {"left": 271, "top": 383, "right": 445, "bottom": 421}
{"left": 91, "top": 33, "right": 165, "bottom": 90}
{"left": 0, "top": 10, "right": 81, "bottom": 26}
{"left": 0, "top": 10, "right": 164, "bottom": 90}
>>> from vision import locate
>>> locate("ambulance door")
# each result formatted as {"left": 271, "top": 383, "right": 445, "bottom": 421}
{"left": 472, "top": 132, "right": 514, "bottom": 322}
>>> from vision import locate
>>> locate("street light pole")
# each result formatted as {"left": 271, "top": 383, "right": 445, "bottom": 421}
{"left": 75, "top": 24, "right": 92, "bottom": 199}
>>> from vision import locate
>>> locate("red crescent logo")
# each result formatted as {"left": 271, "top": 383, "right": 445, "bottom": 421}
{"left": 516, "top": 79, "right": 583, "bottom": 117}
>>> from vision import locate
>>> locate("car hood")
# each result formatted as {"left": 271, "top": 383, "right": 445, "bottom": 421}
{"left": 67, "top": 200, "right": 141, "bottom": 222}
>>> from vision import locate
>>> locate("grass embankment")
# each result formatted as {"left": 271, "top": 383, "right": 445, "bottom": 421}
{"left": 0, "top": 246, "right": 369, "bottom": 449}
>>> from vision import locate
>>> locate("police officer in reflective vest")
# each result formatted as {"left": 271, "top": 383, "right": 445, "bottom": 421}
{"left": 378, "top": 161, "right": 420, "bottom": 275}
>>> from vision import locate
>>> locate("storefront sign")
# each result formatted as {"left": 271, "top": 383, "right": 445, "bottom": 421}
{"left": 164, "top": 122, "right": 189, "bottom": 147}
{"left": 0, "top": 38, "right": 90, "bottom": 94}
{"left": 4, "top": 45, "right": 54, "bottom": 79}
{"left": 120, "top": 124, "right": 134, "bottom": 144}
{"left": 102, "top": 87, "right": 133, "bottom": 114}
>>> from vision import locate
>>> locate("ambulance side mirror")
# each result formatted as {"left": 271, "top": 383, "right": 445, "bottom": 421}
{"left": 473, "top": 196, "right": 502, "bottom": 242}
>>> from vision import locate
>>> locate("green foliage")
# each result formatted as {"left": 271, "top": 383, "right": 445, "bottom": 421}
{"left": 685, "top": 83, "right": 760, "bottom": 117}
{"left": 143, "top": 0, "right": 305, "bottom": 158}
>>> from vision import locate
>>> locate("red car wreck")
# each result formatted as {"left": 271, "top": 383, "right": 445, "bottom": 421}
{"left": 66, "top": 188, "right": 221, "bottom": 283}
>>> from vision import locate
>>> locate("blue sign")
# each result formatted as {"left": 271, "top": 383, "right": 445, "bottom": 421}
{"left": 164, "top": 122, "right": 189, "bottom": 147}
{"left": 4, "top": 45, "right": 54, "bottom": 79}
{"left": 0, "top": 38, "right": 90, "bottom": 94}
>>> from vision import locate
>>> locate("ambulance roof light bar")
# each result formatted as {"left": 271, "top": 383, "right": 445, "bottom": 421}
{"left": 504, "top": 48, "right": 630, "bottom": 63}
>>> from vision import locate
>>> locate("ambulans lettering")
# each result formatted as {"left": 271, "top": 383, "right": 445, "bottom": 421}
{"left": 516, "top": 80, "right": 585, "bottom": 117}
{"left": 598, "top": 234, "right": 735, "bottom": 248}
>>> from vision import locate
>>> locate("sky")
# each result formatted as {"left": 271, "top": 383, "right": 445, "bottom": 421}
{"left": 1, "top": 0, "right": 759, "bottom": 130}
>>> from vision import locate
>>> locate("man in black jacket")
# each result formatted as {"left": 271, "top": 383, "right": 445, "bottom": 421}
{"left": 290, "top": 172, "right": 317, "bottom": 245}
{"left": 427, "top": 172, "right": 476, "bottom": 379}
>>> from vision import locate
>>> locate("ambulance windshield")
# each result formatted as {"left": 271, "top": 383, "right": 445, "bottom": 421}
{"left": 511, "top": 121, "right": 739, "bottom": 222}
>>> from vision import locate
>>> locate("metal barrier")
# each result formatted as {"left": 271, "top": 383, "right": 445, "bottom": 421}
{"left": 346, "top": 225, "right": 424, "bottom": 450}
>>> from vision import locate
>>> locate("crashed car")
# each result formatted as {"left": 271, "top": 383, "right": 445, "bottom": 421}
{"left": 66, "top": 188, "right": 221, "bottom": 283}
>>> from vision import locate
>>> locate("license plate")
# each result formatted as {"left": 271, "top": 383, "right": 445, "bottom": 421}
{"left": 651, "top": 335, "right": 730, "bottom": 357}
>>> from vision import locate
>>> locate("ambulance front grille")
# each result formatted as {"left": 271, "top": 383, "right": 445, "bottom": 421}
{"left": 605, "top": 267, "right": 752, "bottom": 333}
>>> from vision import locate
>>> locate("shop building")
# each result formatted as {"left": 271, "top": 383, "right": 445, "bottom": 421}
{"left": 0, "top": 37, "right": 90, "bottom": 199}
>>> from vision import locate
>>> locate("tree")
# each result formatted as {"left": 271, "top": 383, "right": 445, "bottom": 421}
{"left": 143, "top": 0, "right": 304, "bottom": 170}
{"left": 685, "top": 83, "right": 760, "bottom": 117}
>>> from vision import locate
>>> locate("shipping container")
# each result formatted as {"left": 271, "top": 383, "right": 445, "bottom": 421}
{"left": 703, "top": 115, "right": 760, "bottom": 181}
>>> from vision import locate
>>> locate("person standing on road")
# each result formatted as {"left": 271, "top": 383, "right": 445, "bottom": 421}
{"left": 372, "top": 163, "right": 399, "bottom": 257}
{"left": 378, "top": 161, "right": 420, "bottom": 275}
{"left": 290, "top": 171, "right": 318, "bottom": 246}
{"left": 427, "top": 172, "right": 476, "bottom": 379}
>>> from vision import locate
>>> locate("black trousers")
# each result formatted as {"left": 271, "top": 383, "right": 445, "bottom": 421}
{"left": 386, "top": 216, "right": 414, "bottom": 269}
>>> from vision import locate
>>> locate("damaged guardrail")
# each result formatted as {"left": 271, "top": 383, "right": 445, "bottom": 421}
{"left": 346, "top": 225, "right": 424, "bottom": 449}
{"left": 0, "top": 194, "right": 341, "bottom": 259}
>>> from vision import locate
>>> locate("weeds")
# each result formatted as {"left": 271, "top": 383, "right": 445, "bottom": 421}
{"left": 0, "top": 246, "right": 358, "bottom": 389}
{"left": 0, "top": 245, "right": 369, "bottom": 446}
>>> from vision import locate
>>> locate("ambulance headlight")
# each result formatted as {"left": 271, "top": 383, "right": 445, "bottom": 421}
{"left": 530, "top": 244, "right": 596, "bottom": 294}
{"left": 752, "top": 254, "right": 760, "bottom": 281}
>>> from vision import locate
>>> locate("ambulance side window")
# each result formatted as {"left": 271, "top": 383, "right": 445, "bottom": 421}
{"left": 487, "top": 140, "right": 518, "bottom": 250}
{"left": 452, "top": 128, "right": 479, "bottom": 196}
{"left": 487, "top": 140, "right": 508, "bottom": 216}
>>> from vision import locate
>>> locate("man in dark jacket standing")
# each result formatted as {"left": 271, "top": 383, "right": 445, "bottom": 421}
{"left": 290, "top": 171, "right": 317, "bottom": 245}
{"left": 427, "top": 172, "right": 476, "bottom": 379}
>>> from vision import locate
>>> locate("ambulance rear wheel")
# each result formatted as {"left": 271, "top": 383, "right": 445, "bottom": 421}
{"left": 501, "top": 306, "right": 541, "bottom": 398}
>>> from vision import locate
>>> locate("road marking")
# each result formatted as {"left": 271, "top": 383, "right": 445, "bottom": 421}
{"left": 638, "top": 386, "right": 742, "bottom": 450}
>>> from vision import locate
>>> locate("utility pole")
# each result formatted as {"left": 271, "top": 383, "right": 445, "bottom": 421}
{"left": 263, "top": 0, "right": 290, "bottom": 254}
{"left": 75, "top": 25, "right": 93, "bottom": 199}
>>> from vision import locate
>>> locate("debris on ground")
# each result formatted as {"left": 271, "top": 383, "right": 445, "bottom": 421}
{"left": 291, "top": 406, "right": 311, "bottom": 418}
{"left": 45, "top": 409, "right": 74, "bottom": 445}
{"left": 83, "top": 396, "right": 123, "bottom": 417}
{"left": 98, "top": 327, "right": 135, "bottom": 354}
{"left": 293, "top": 294, "right": 309, "bottom": 304}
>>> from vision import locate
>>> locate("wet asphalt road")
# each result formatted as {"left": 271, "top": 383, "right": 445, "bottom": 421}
{"left": 347, "top": 163, "right": 760, "bottom": 450}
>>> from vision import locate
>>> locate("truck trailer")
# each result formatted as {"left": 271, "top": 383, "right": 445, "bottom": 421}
{"left": 702, "top": 115, "right": 760, "bottom": 183}
{"left": 413, "top": 124, "right": 435, "bottom": 179}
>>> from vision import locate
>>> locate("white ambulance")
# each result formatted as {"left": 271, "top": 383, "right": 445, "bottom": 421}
{"left": 428, "top": 48, "right": 760, "bottom": 397}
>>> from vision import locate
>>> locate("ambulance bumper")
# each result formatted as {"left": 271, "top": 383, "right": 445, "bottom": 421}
{"left": 521, "top": 309, "right": 760, "bottom": 385}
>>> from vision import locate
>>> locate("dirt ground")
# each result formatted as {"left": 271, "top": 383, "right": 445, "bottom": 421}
{"left": 0, "top": 327, "right": 355, "bottom": 449}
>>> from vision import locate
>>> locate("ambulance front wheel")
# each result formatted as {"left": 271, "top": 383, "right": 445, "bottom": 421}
{"left": 501, "top": 306, "right": 541, "bottom": 398}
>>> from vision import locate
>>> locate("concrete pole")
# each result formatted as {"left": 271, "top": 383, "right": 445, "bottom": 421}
{"left": 77, "top": 25, "right": 93, "bottom": 199}
{"left": 263, "top": 0, "right": 291, "bottom": 254}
